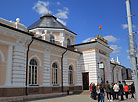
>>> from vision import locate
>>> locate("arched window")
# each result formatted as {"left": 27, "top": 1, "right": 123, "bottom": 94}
{"left": 52, "top": 63, "right": 58, "bottom": 85}
{"left": 67, "top": 38, "right": 71, "bottom": 46}
{"left": 68, "top": 65, "right": 73, "bottom": 85}
{"left": 29, "top": 59, "right": 38, "bottom": 85}
{"left": 50, "top": 35, "right": 55, "bottom": 43}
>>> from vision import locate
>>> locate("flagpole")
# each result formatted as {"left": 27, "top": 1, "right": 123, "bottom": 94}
{"left": 99, "top": 25, "right": 103, "bottom": 35}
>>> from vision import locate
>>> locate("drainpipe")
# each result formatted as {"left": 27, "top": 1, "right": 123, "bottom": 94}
{"left": 61, "top": 49, "right": 67, "bottom": 92}
{"left": 25, "top": 37, "right": 34, "bottom": 95}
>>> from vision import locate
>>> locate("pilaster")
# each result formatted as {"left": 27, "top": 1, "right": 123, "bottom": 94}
{"left": 5, "top": 45, "right": 13, "bottom": 86}
{"left": 43, "top": 50, "right": 51, "bottom": 86}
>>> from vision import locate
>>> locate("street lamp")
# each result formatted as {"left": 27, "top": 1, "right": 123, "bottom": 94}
{"left": 125, "top": 0, "right": 138, "bottom": 101}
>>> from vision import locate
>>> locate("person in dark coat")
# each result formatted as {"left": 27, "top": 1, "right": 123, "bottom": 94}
{"left": 118, "top": 81, "right": 124, "bottom": 101}
{"left": 92, "top": 83, "right": 97, "bottom": 100}
{"left": 110, "top": 83, "right": 115, "bottom": 101}
{"left": 105, "top": 81, "right": 111, "bottom": 101}
{"left": 100, "top": 83, "right": 105, "bottom": 102}
{"left": 130, "top": 82, "right": 135, "bottom": 98}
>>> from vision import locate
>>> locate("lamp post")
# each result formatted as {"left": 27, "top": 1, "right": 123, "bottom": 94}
{"left": 125, "top": 0, "right": 138, "bottom": 101}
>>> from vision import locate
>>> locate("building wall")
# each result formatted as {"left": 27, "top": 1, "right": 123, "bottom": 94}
{"left": 0, "top": 24, "right": 82, "bottom": 97}
{"left": 110, "top": 63, "right": 123, "bottom": 83}
{"left": 0, "top": 43, "right": 8, "bottom": 86}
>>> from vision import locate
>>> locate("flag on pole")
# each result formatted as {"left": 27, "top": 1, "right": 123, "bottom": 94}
{"left": 99, "top": 25, "right": 102, "bottom": 30}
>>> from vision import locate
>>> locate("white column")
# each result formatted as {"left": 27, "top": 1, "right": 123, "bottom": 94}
{"left": 76, "top": 57, "right": 82, "bottom": 86}
{"left": 12, "top": 45, "right": 27, "bottom": 86}
{"left": 63, "top": 56, "right": 68, "bottom": 86}
{"left": 119, "top": 68, "right": 122, "bottom": 82}
{"left": 106, "top": 59, "right": 112, "bottom": 83}
{"left": 60, "top": 32, "right": 65, "bottom": 46}
{"left": 5, "top": 45, "right": 13, "bottom": 86}
{"left": 43, "top": 51, "right": 51, "bottom": 86}
{"left": 114, "top": 68, "right": 117, "bottom": 83}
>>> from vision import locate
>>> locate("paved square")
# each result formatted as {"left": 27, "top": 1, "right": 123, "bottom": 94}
{"left": 28, "top": 94, "right": 136, "bottom": 102}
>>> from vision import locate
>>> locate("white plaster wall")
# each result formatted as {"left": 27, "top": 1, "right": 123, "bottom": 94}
{"left": 43, "top": 50, "right": 51, "bottom": 86}
{"left": 82, "top": 52, "right": 98, "bottom": 85}
{"left": 12, "top": 45, "right": 27, "bottom": 86}
{"left": 76, "top": 56, "right": 82, "bottom": 86}
{"left": 63, "top": 56, "right": 68, "bottom": 86}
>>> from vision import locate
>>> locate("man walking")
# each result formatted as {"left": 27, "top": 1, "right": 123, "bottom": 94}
{"left": 130, "top": 82, "right": 135, "bottom": 99}
{"left": 118, "top": 81, "right": 124, "bottom": 101}
{"left": 105, "top": 81, "right": 111, "bottom": 101}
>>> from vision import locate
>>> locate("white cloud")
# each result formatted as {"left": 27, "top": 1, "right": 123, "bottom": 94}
{"left": 57, "top": 2, "right": 61, "bottom": 5}
{"left": 104, "top": 35, "right": 118, "bottom": 42}
{"left": 122, "top": 24, "right": 128, "bottom": 29}
{"left": 122, "top": 24, "right": 138, "bottom": 30}
{"left": 127, "top": 56, "right": 130, "bottom": 59}
{"left": 110, "top": 45, "right": 121, "bottom": 53}
{"left": 57, "top": 18, "right": 66, "bottom": 26}
{"left": 33, "top": 1, "right": 51, "bottom": 15}
{"left": 33, "top": 1, "right": 69, "bottom": 26}
{"left": 55, "top": 7, "right": 69, "bottom": 19}
{"left": 126, "top": 50, "right": 129, "bottom": 53}
{"left": 82, "top": 38, "right": 92, "bottom": 43}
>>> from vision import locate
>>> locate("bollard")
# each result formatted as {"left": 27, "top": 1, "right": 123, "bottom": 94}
{"left": 67, "top": 90, "right": 69, "bottom": 95}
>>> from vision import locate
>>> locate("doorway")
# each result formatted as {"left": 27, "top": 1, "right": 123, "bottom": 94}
{"left": 82, "top": 72, "right": 89, "bottom": 90}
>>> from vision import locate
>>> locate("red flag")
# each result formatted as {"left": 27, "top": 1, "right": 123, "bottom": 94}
{"left": 99, "top": 25, "right": 102, "bottom": 30}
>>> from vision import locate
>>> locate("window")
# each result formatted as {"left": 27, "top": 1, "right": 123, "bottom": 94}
{"left": 52, "top": 63, "right": 58, "bottom": 85}
{"left": 67, "top": 38, "right": 71, "bottom": 46}
{"left": 68, "top": 65, "right": 73, "bottom": 85}
{"left": 50, "top": 35, "right": 55, "bottom": 43}
{"left": 29, "top": 59, "right": 38, "bottom": 85}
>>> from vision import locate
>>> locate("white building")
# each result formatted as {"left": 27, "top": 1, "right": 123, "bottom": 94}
{"left": 0, "top": 14, "right": 123, "bottom": 96}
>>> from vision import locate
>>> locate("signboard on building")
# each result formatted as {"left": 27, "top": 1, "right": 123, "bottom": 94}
{"left": 99, "top": 63, "right": 104, "bottom": 69}
{"left": 97, "top": 34, "right": 108, "bottom": 44}
{"left": 99, "top": 50, "right": 107, "bottom": 55}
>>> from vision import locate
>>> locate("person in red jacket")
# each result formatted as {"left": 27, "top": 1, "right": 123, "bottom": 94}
{"left": 90, "top": 82, "right": 94, "bottom": 98}
{"left": 124, "top": 84, "right": 129, "bottom": 99}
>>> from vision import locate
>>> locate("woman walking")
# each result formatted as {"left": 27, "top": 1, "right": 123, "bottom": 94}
{"left": 90, "top": 82, "right": 94, "bottom": 98}
{"left": 113, "top": 83, "right": 119, "bottom": 100}
{"left": 100, "top": 83, "right": 105, "bottom": 102}
{"left": 110, "top": 83, "right": 115, "bottom": 101}
{"left": 96, "top": 83, "right": 101, "bottom": 102}
{"left": 124, "top": 84, "right": 129, "bottom": 99}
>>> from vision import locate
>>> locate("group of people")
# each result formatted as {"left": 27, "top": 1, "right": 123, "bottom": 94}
{"left": 90, "top": 81, "right": 135, "bottom": 102}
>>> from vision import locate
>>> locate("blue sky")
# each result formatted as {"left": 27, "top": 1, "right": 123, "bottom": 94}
{"left": 0, "top": 0, "right": 138, "bottom": 68}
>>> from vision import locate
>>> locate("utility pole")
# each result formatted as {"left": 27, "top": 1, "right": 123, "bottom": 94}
{"left": 125, "top": 0, "right": 138, "bottom": 101}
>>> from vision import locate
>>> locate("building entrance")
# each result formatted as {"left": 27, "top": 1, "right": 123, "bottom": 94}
{"left": 82, "top": 72, "right": 89, "bottom": 90}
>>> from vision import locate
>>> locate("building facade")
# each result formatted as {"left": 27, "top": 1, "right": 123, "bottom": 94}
{"left": 0, "top": 14, "right": 124, "bottom": 96}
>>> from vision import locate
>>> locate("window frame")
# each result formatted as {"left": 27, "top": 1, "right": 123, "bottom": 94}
{"left": 52, "top": 63, "right": 58, "bottom": 85}
{"left": 50, "top": 35, "right": 55, "bottom": 43}
{"left": 67, "top": 38, "right": 71, "bottom": 46}
{"left": 68, "top": 65, "right": 73, "bottom": 85}
{"left": 29, "top": 59, "right": 38, "bottom": 86}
